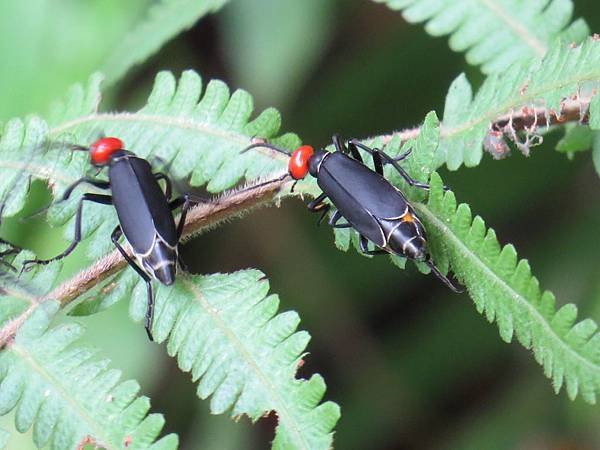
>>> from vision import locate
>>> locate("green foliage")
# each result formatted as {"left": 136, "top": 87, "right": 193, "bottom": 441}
{"left": 414, "top": 173, "right": 600, "bottom": 403}
{"left": 0, "top": 0, "right": 147, "bottom": 119}
{"left": 556, "top": 124, "right": 593, "bottom": 153}
{"left": 0, "top": 68, "right": 341, "bottom": 448}
{"left": 3, "top": 2, "right": 600, "bottom": 447}
{"left": 101, "top": 0, "right": 230, "bottom": 84}
{"left": 298, "top": 109, "right": 600, "bottom": 404}
{"left": 375, "top": 0, "right": 588, "bottom": 74}
{"left": 0, "top": 300, "right": 177, "bottom": 450}
{"left": 437, "top": 37, "right": 600, "bottom": 169}
{"left": 0, "top": 70, "right": 291, "bottom": 259}
{"left": 130, "top": 270, "right": 340, "bottom": 450}
{"left": 13, "top": 261, "right": 340, "bottom": 449}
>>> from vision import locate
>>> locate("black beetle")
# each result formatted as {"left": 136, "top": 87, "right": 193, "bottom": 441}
{"left": 243, "top": 135, "right": 462, "bottom": 292}
{"left": 23, "top": 137, "right": 193, "bottom": 339}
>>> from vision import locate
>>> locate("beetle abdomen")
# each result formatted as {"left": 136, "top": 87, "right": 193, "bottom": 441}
{"left": 378, "top": 210, "right": 428, "bottom": 261}
{"left": 139, "top": 235, "right": 177, "bottom": 285}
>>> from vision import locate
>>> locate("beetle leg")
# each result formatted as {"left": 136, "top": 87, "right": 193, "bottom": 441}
{"left": 307, "top": 192, "right": 328, "bottom": 210}
{"left": 332, "top": 134, "right": 350, "bottom": 154}
{"left": 425, "top": 259, "right": 463, "bottom": 293}
{"left": 371, "top": 150, "right": 384, "bottom": 175}
{"left": 316, "top": 204, "right": 330, "bottom": 226}
{"left": 0, "top": 244, "right": 19, "bottom": 272}
{"left": 307, "top": 193, "right": 330, "bottom": 226}
{"left": 351, "top": 140, "right": 427, "bottom": 187}
{"left": 391, "top": 147, "right": 413, "bottom": 162}
{"left": 0, "top": 260, "right": 17, "bottom": 272}
{"left": 111, "top": 225, "right": 156, "bottom": 341}
{"left": 21, "top": 177, "right": 110, "bottom": 223}
{"left": 177, "top": 254, "right": 189, "bottom": 273}
{"left": 328, "top": 209, "right": 352, "bottom": 228}
{"left": 378, "top": 152, "right": 431, "bottom": 190}
{"left": 359, "top": 235, "right": 388, "bottom": 255}
{"left": 169, "top": 194, "right": 191, "bottom": 241}
{"left": 62, "top": 177, "right": 110, "bottom": 201}
{"left": 154, "top": 172, "right": 173, "bottom": 200}
{"left": 21, "top": 193, "right": 113, "bottom": 271}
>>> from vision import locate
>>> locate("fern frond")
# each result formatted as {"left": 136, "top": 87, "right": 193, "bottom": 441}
{"left": 375, "top": 0, "right": 589, "bottom": 74}
{"left": 412, "top": 172, "right": 600, "bottom": 403}
{"left": 101, "top": 0, "right": 230, "bottom": 84}
{"left": 77, "top": 269, "right": 339, "bottom": 450}
{"left": 0, "top": 300, "right": 178, "bottom": 450}
{"left": 436, "top": 37, "right": 600, "bottom": 169}
{"left": 0, "top": 70, "right": 290, "bottom": 258}
{"left": 300, "top": 114, "right": 600, "bottom": 403}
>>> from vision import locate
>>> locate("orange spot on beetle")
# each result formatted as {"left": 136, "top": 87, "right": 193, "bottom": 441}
{"left": 402, "top": 212, "right": 415, "bottom": 223}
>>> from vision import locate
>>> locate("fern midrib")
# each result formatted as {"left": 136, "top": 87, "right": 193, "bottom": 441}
{"left": 479, "top": 0, "right": 547, "bottom": 57}
{"left": 50, "top": 112, "right": 250, "bottom": 146}
{"left": 0, "top": 160, "right": 74, "bottom": 186}
{"left": 181, "top": 276, "right": 311, "bottom": 450}
{"left": 440, "top": 72, "right": 600, "bottom": 141}
{"left": 9, "top": 341, "right": 118, "bottom": 450}
{"left": 413, "top": 201, "right": 600, "bottom": 375}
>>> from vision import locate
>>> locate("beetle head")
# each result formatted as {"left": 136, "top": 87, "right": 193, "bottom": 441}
{"left": 88, "top": 137, "right": 124, "bottom": 166}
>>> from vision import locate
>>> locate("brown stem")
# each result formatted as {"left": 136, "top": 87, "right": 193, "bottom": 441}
{"left": 48, "top": 173, "right": 290, "bottom": 305}
{"left": 0, "top": 174, "right": 290, "bottom": 346}
{"left": 378, "top": 96, "right": 591, "bottom": 156}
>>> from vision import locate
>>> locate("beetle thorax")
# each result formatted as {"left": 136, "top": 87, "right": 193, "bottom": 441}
{"left": 308, "top": 151, "right": 327, "bottom": 177}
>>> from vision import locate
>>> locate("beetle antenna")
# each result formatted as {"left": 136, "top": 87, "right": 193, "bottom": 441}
{"left": 425, "top": 259, "right": 464, "bottom": 293}
{"left": 240, "top": 143, "right": 291, "bottom": 156}
{"left": 238, "top": 173, "right": 290, "bottom": 193}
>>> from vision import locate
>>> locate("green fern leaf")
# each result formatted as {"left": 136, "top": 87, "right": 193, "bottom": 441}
{"left": 101, "top": 0, "right": 230, "bottom": 84}
{"left": 437, "top": 36, "right": 600, "bottom": 169}
{"left": 136, "top": 270, "right": 340, "bottom": 449}
{"left": 411, "top": 172, "right": 600, "bottom": 403}
{"left": 0, "top": 299, "right": 178, "bottom": 450}
{"left": 0, "top": 70, "right": 290, "bottom": 258}
{"left": 375, "top": 0, "right": 589, "bottom": 73}
{"left": 67, "top": 268, "right": 340, "bottom": 450}
{"left": 297, "top": 112, "right": 600, "bottom": 403}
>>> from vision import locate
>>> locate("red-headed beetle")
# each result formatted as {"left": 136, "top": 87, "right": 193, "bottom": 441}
{"left": 23, "top": 137, "right": 194, "bottom": 339}
{"left": 243, "top": 135, "right": 462, "bottom": 292}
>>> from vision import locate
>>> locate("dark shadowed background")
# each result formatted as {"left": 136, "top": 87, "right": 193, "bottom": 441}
{"left": 1, "top": 1, "right": 600, "bottom": 449}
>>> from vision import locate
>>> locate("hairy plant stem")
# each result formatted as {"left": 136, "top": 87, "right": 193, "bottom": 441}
{"left": 0, "top": 175, "right": 289, "bottom": 346}
{"left": 1, "top": 95, "right": 591, "bottom": 346}
{"left": 379, "top": 97, "right": 590, "bottom": 151}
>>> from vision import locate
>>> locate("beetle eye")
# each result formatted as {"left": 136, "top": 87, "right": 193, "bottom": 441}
{"left": 90, "top": 137, "right": 124, "bottom": 165}
{"left": 288, "top": 145, "right": 314, "bottom": 180}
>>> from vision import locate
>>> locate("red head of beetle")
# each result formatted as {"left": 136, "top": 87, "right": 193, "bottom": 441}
{"left": 288, "top": 145, "right": 314, "bottom": 180}
{"left": 89, "top": 137, "right": 124, "bottom": 166}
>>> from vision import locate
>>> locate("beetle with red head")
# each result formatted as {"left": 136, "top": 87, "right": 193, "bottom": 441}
{"left": 243, "top": 135, "right": 462, "bottom": 292}
{"left": 23, "top": 137, "right": 194, "bottom": 340}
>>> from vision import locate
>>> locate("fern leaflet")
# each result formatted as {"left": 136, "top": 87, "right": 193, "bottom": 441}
{"left": 375, "top": 0, "right": 589, "bottom": 74}
{"left": 0, "top": 70, "right": 291, "bottom": 259}
{"left": 413, "top": 172, "right": 600, "bottom": 403}
{"left": 436, "top": 36, "right": 600, "bottom": 169}
{"left": 65, "top": 268, "right": 341, "bottom": 450}
{"left": 293, "top": 113, "right": 600, "bottom": 403}
{"left": 0, "top": 299, "right": 177, "bottom": 450}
